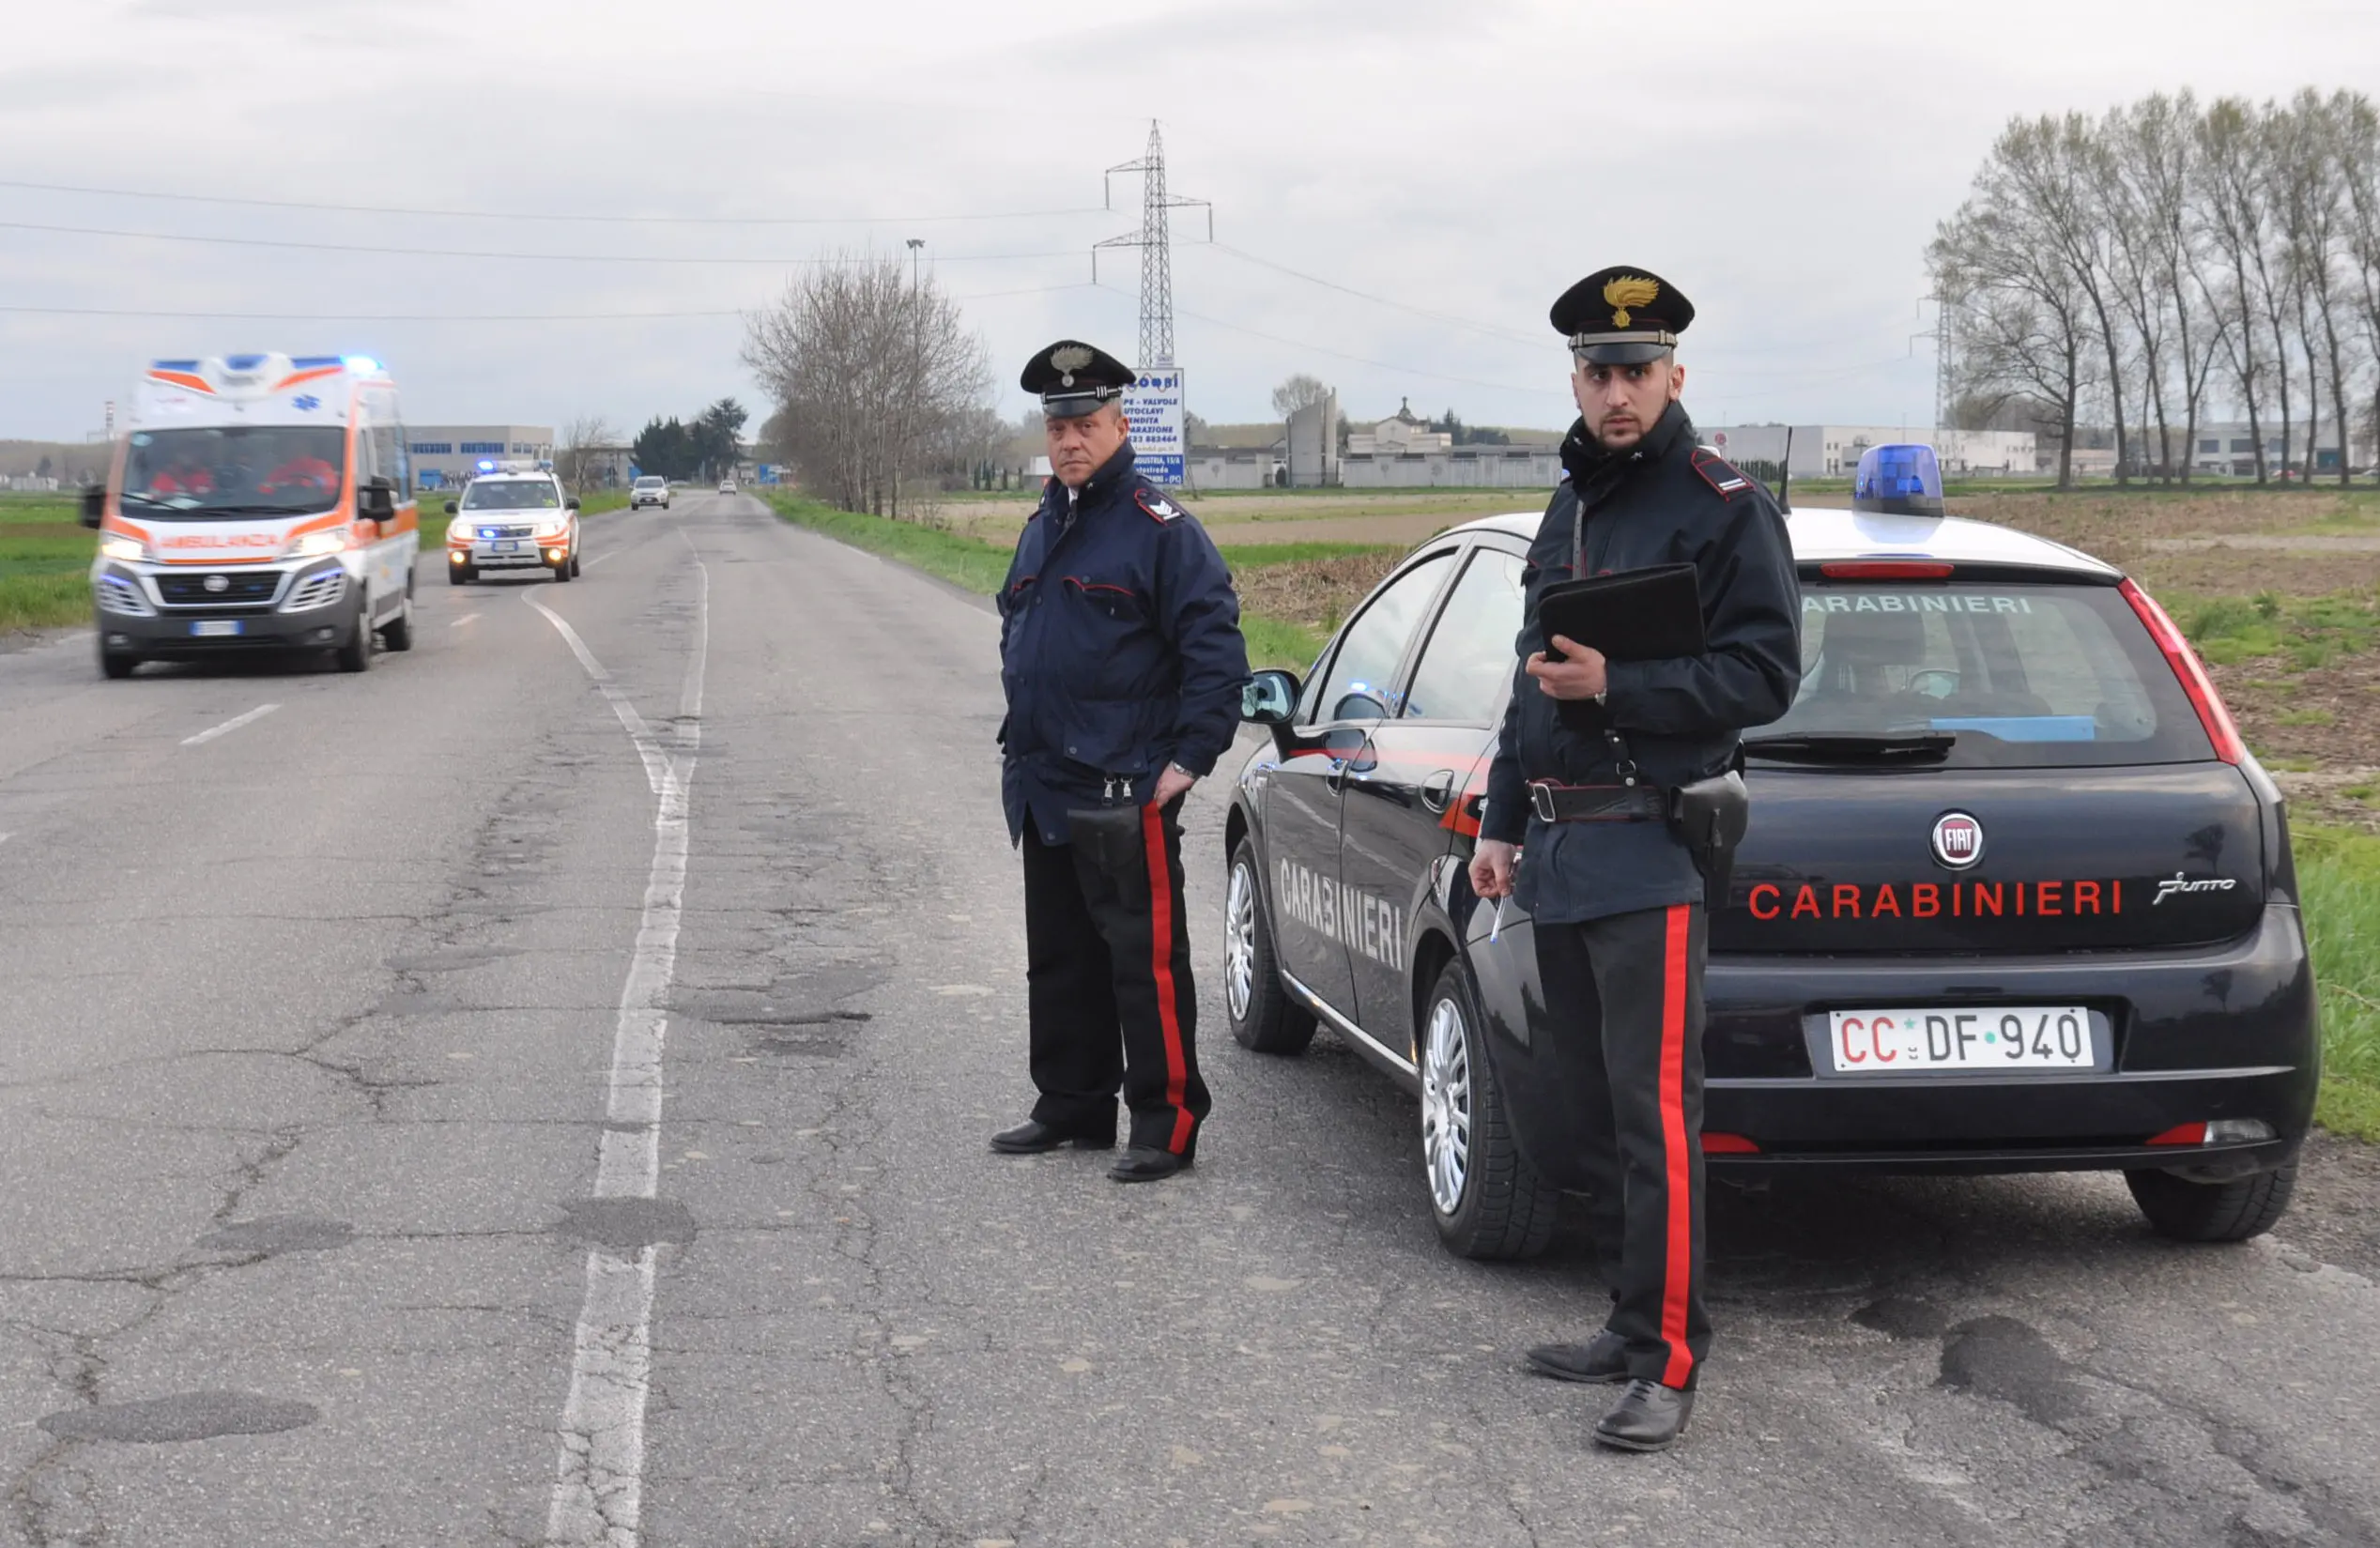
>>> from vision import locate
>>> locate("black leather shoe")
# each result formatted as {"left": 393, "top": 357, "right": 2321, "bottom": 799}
{"left": 990, "top": 1118, "right": 1114, "bottom": 1155}
{"left": 1524, "top": 1329, "right": 1629, "bottom": 1385}
{"left": 1107, "top": 1145, "right": 1190, "bottom": 1183}
{"left": 1592, "top": 1379, "right": 1695, "bottom": 1453}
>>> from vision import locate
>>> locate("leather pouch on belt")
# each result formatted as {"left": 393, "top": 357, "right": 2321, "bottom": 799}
{"left": 1065, "top": 804, "right": 1149, "bottom": 885}
{"left": 1667, "top": 769, "right": 1749, "bottom": 909}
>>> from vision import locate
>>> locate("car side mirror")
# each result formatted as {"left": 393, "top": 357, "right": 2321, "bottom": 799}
{"left": 565, "top": 496, "right": 581, "bottom": 511}
{"left": 359, "top": 480, "right": 396, "bottom": 521}
{"left": 78, "top": 485, "right": 106, "bottom": 529}
{"left": 443, "top": 500, "right": 459, "bottom": 515}
{"left": 1242, "top": 668, "right": 1299, "bottom": 726}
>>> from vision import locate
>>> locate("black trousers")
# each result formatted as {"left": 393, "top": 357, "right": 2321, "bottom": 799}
{"left": 1020, "top": 801, "right": 1210, "bottom": 1155}
{"left": 1508, "top": 903, "right": 1712, "bottom": 1389}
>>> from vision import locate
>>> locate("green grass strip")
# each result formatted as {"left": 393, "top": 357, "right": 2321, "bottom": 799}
{"left": 2296, "top": 824, "right": 2380, "bottom": 1142}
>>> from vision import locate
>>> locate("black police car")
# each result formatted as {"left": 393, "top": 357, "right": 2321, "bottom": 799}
{"left": 1223, "top": 483, "right": 2316, "bottom": 1258}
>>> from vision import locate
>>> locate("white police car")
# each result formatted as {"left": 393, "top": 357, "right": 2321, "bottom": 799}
{"left": 1228, "top": 444, "right": 2315, "bottom": 1258}
{"left": 443, "top": 466, "right": 581, "bottom": 584}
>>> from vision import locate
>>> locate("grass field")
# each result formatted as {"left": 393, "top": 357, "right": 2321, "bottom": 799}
{"left": 0, "top": 494, "right": 95, "bottom": 632}
{"left": 2296, "top": 826, "right": 2380, "bottom": 1141}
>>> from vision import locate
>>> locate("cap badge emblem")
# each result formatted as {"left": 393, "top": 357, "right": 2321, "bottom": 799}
{"left": 1050, "top": 345, "right": 1094, "bottom": 374}
{"left": 1603, "top": 275, "right": 1659, "bottom": 330}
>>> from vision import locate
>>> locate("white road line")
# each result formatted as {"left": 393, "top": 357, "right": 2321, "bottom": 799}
{"left": 450, "top": 612, "right": 480, "bottom": 628}
{"left": 586, "top": 548, "right": 621, "bottom": 569}
{"left": 528, "top": 546, "right": 708, "bottom": 1547}
{"left": 180, "top": 703, "right": 280, "bottom": 747}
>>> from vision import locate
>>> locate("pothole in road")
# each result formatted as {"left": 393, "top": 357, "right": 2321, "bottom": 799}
{"left": 195, "top": 1216, "right": 356, "bottom": 1255}
{"left": 555, "top": 1196, "right": 698, "bottom": 1255}
{"left": 38, "top": 1392, "right": 319, "bottom": 1444}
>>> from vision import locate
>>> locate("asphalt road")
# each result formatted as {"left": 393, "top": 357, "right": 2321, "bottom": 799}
{"left": 2, "top": 492, "right": 2377, "bottom": 1547}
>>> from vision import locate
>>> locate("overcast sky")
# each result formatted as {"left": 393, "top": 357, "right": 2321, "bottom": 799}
{"left": 4, "top": 0, "right": 2375, "bottom": 443}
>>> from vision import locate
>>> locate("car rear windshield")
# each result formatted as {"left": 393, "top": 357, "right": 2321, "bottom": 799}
{"left": 462, "top": 480, "right": 561, "bottom": 510}
{"left": 635, "top": 477, "right": 665, "bottom": 488}
{"left": 1763, "top": 579, "right": 2215, "bottom": 768}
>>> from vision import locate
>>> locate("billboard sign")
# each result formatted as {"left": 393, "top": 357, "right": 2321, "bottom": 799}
{"left": 1124, "top": 366, "right": 1187, "bottom": 486}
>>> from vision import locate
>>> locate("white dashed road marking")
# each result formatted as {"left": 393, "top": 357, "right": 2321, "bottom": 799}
{"left": 450, "top": 612, "right": 480, "bottom": 628}
{"left": 180, "top": 703, "right": 280, "bottom": 747}
{"left": 527, "top": 536, "right": 708, "bottom": 1546}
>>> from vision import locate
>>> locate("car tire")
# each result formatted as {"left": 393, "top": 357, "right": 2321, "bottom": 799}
{"left": 1224, "top": 837, "right": 1316, "bottom": 1055}
{"left": 2126, "top": 1160, "right": 2296, "bottom": 1243}
{"left": 449, "top": 564, "right": 473, "bottom": 586}
{"left": 334, "top": 605, "right": 372, "bottom": 673}
{"left": 1421, "top": 957, "right": 1558, "bottom": 1261}
{"left": 100, "top": 645, "right": 139, "bottom": 680}
{"left": 569, "top": 550, "right": 582, "bottom": 578}
{"left": 383, "top": 594, "right": 414, "bottom": 652}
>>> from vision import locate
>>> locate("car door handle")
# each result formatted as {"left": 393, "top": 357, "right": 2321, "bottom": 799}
{"left": 1420, "top": 769, "right": 1456, "bottom": 814}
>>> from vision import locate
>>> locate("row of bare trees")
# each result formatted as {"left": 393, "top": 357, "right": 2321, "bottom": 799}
{"left": 1930, "top": 89, "right": 2380, "bottom": 488}
{"left": 741, "top": 255, "right": 1002, "bottom": 519}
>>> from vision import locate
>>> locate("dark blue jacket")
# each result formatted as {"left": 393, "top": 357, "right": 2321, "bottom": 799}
{"left": 1482, "top": 405, "right": 1802, "bottom": 923}
{"left": 997, "top": 444, "right": 1250, "bottom": 846}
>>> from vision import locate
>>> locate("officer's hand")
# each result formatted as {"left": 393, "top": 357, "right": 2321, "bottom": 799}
{"left": 1151, "top": 763, "right": 1197, "bottom": 808}
{"left": 1525, "top": 636, "right": 1608, "bottom": 699}
{"left": 1469, "top": 839, "right": 1517, "bottom": 900}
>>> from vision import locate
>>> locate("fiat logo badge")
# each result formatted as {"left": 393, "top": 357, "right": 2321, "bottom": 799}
{"left": 1931, "top": 811, "right": 1985, "bottom": 869}
{"left": 203, "top": 574, "right": 230, "bottom": 594}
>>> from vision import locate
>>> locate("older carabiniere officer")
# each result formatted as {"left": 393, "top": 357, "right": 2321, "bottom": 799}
{"left": 1468, "top": 269, "right": 1801, "bottom": 1450}
{"left": 992, "top": 340, "right": 1250, "bottom": 1183}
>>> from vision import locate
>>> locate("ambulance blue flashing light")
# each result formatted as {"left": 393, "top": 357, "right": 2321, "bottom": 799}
{"left": 476, "top": 459, "right": 498, "bottom": 473}
{"left": 342, "top": 355, "right": 382, "bottom": 375}
{"left": 1851, "top": 443, "right": 1945, "bottom": 518}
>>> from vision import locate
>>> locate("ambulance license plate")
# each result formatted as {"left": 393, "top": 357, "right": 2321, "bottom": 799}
{"left": 1827, "top": 1006, "right": 2093, "bottom": 1073}
{"left": 493, "top": 541, "right": 521, "bottom": 552}
{"left": 190, "top": 620, "right": 244, "bottom": 637}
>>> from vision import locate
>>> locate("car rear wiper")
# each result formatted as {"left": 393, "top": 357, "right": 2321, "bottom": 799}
{"left": 1743, "top": 731, "right": 1957, "bottom": 764}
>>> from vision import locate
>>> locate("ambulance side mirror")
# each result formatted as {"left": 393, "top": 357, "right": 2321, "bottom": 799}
{"left": 443, "top": 500, "right": 459, "bottom": 515}
{"left": 78, "top": 485, "right": 106, "bottom": 529}
{"left": 359, "top": 477, "right": 396, "bottom": 521}
{"left": 565, "top": 496, "right": 581, "bottom": 511}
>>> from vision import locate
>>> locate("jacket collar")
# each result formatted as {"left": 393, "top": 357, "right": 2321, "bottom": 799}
{"left": 1559, "top": 400, "right": 1695, "bottom": 485}
{"left": 1072, "top": 440, "right": 1138, "bottom": 505}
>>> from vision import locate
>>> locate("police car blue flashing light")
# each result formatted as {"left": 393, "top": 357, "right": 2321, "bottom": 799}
{"left": 1851, "top": 443, "right": 1945, "bottom": 518}
{"left": 476, "top": 459, "right": 498, "bottom": 473}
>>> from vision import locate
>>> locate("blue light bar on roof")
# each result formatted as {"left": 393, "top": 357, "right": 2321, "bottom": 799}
{"left": 1851, "top": 443, "right": 1945, "bottom": 518}
{"left": 343, "top": 354, "right": 382, "bottom": 374}
{"left": 288, "top": 355, "right": 343, "bottom": 369}
{"left": 224, "top": 354, "right": 268, "bottom": 371}
{"left": 151, "top": 359, "right": 200, "bottom": 371}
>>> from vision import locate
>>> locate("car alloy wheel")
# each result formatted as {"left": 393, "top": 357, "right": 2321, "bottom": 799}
{"left": 1420, "top": 994, "right": 1474, "bottom": 1218}
{"left": 1225, "top": 856, "right": 1258, "bottom": 1023}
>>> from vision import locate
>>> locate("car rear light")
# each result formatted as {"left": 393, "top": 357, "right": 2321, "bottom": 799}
{"left": 1700, "top": 1131, "right": 1760, "bottom": 1155}
{"left": 2120, "top": 578, "right": 2245, "bottom": 765}
{"left": 2147, "top": 1119, "right": 2276, "bottom": 1146}
{"left": 2147, "top": 1122, "right": 2210, "bottom": 1145}
{"left": 1819, "top": 560, "right": 1954, "bottom": 579}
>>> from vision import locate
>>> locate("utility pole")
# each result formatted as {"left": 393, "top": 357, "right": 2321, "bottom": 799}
{"left": 906, "top": 238, "right": 924, "bottom": 290}
{"left": 1094, "top": 121, "right": 1211, "bottom": 370}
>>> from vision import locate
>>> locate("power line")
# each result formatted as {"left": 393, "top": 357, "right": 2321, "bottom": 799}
{"left": 0, "top": 219, "right": 1086, "bottom": 267}
{"left": 0, "top": 282, "right": 1096, "bottom": 323}
{"left": 1119, "top": 287, "right": 1564, "bottom": 400}
{"left": 0, "top": 176, "right": 1107, "bottom": 227}
{"left": 1202, "top": 241, "right": 1544, "bottom": 347}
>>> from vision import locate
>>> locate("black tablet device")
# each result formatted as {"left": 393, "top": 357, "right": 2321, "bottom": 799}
{"left": 1539, "top": 561, "right": 1707, "bottom": 662}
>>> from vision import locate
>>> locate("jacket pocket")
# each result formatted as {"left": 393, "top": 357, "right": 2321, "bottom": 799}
{"left": 1056, "top": 697, "right": 1157, "bottom": 778}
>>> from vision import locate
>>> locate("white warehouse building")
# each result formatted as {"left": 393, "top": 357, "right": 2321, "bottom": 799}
{"left": 1700, "top": 425, "right": 2037, "bottom": 479}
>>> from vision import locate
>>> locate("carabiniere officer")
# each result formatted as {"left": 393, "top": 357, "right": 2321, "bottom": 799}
{"left": 991, "top": 340, "right": 1250, "bottom": 1183}
{"left": 1468, "top": 269, "right": 1802, "bottom": 1450}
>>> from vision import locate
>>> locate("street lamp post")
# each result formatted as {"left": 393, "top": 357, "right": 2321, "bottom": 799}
{"left": 906, "top": 238, "right": 925, "bottom": 289}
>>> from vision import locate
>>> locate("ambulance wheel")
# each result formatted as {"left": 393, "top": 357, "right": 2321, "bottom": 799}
{"left": 382, "top": 594, "right": 413, "bottom": 652}
{"left": 334, "top": 606, "right": 372, "bottom": 673}
{"left": 1421, "top": 958, "right": 1557, "bottom": 1261}
{"left": 2126, "top": 1159, "right": 2296, "bottom": 1243}
{"left": 1224, "top": 838, "right": 1316, "bottom": 1055}
{"left": 569, "top": 551, "right": 582, "bottom": 578}
{"left": 449, "top": 564, "right": 473, "bottom": 586}
{"left": 100, "top": 646, "right": 139, "bottom": 680}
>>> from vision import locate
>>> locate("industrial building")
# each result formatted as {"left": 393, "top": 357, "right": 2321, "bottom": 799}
{"left": 405, "top": 425, "right": 555, "bottom": 490}
{"left": 1699, "top": 424, "right": 2036, "bottom": 479}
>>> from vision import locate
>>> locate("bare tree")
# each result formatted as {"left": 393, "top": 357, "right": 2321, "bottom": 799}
{"left": 1933, "top": 191, "right": 2099, "bottom": 488}
{"left": 2342, "top": 95, "right": 2380, "bottom": 476}
{"left": 1269, "top": 375, "right": 1332, "bottom": 421}
{"left": 742, "top": 254, "right": 993, "bottom": 519}
{"left": 2197, "top": 99, "right": 2280, "bottom": 482}
{"left": 560, "top": 415, "right": 616, "bottom": 493}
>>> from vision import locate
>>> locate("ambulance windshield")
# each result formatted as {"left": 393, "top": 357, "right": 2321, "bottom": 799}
{"left": 122, "top": 427, "right": 347, "bottom": 518}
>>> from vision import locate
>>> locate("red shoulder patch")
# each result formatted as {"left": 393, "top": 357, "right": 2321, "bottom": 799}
{"left": 1134, "top": 487, "right": 1188, "bottom": 524}
{"left": 1691, "top": 447, "right": 1755, "bottom": 500}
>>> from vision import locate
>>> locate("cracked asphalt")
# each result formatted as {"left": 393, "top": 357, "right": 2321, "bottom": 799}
{"left": 3, "top": 493, "right": 2378, "bottom": 1546}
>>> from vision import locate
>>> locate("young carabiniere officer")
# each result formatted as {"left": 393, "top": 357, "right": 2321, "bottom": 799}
{"left": 991, "top": 341, "right": 1250, "bottom": 1183}
{"left": 1468, "top": 270, "right": 1802, "bottom": 1450}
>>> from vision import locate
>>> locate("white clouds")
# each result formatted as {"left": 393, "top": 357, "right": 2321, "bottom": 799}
{"left": 2, "top": 0, "right": 2375, "bottom": 437}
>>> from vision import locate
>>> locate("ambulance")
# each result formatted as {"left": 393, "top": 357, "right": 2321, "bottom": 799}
{"left": 79, "top": 353, "right": 421, "bottom": 678}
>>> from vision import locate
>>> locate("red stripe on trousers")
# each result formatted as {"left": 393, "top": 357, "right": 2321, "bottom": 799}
{"left": 1141, "top": 804, "right": 1194, "bottom": 1154}
{"left": 1658, "top": 902, "right": 1696, "bottom": 1388}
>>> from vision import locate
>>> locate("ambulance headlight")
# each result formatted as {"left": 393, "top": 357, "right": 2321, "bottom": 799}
{"left": 100, "top": 534, "right": 149, "bottom": 563}
{"left": 1851, "top": 443, "right": 1945, "bottom": 518}
{"left": 283, "top": 529, "right": 349, "bottom": 559}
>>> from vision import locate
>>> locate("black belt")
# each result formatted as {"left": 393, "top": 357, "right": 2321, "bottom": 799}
{"left": 1528, "top": 781, "right": 1667, "bottom": 824}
